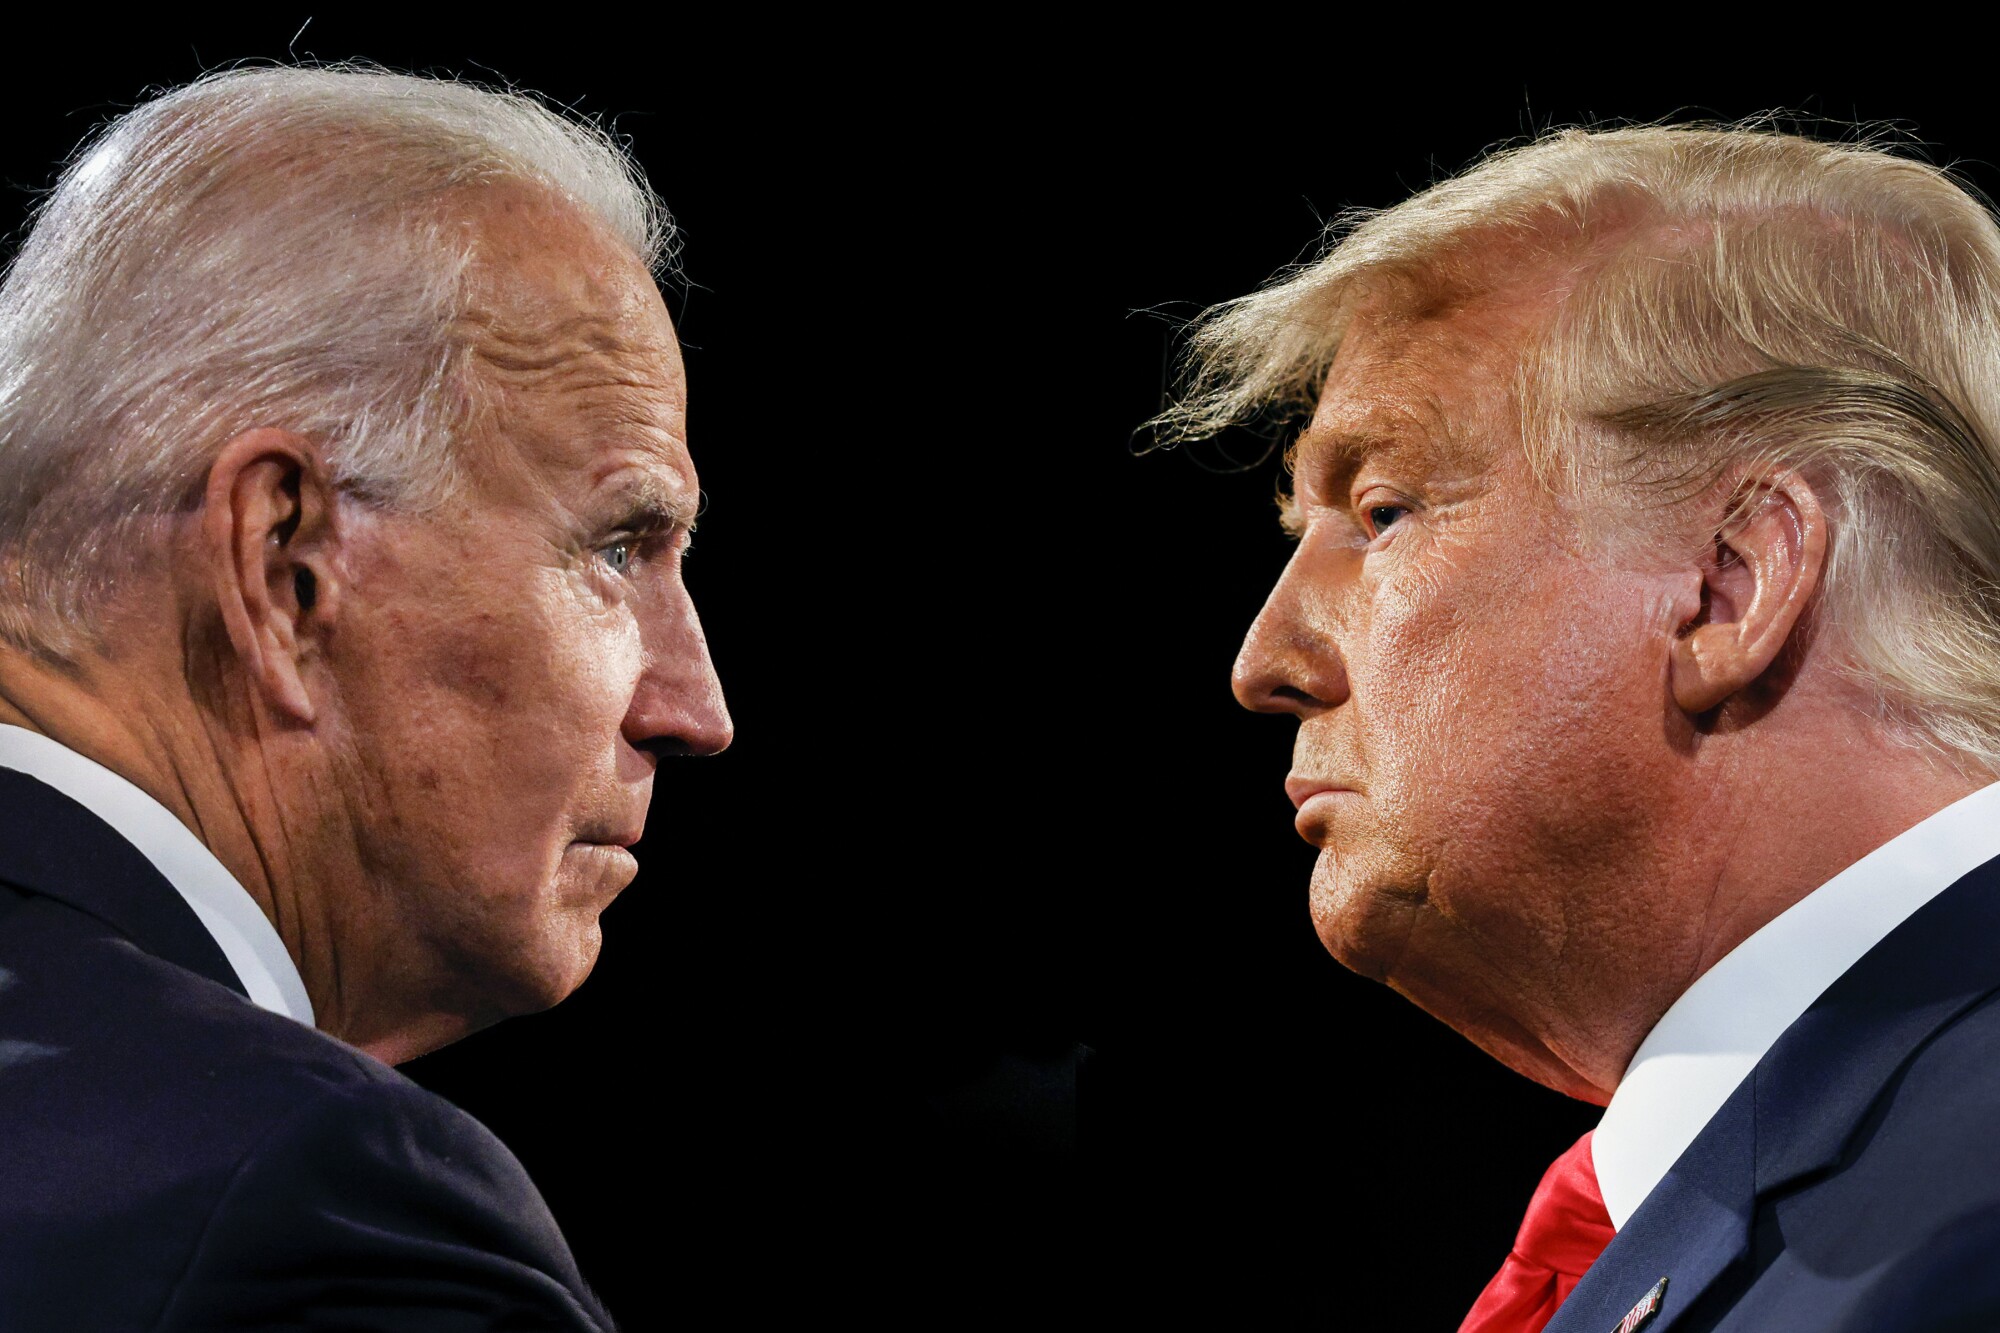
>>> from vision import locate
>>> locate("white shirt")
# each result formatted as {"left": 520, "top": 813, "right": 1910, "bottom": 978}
{"left": 0, "top": 722, "right": 314, "bottom": 1026}
{"left": 1593, "top": 779, "right": 2000, "bottom": 1228}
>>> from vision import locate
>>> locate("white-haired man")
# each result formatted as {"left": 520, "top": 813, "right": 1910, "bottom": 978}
{"left": 0, "top": 68, "right": 730, "bottom": 1329}
{"left": 1167, "top": 126, "right": 2000, "bottom": 1331}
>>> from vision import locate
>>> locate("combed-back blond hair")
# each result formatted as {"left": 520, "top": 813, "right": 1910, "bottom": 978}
{"left": 1156, "top": 123, "right": 2000, "bottom": 776}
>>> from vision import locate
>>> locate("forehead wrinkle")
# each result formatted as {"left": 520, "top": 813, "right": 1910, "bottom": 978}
{"left": 454, "top": 368, "right": 690, "bottom": 520}
{"left": 458, "top": 307, "right": 669, "bottom": 381}
{"left": 1289, "top": 313, "right": 1508, "bottom": 491}
{"left": 461, "top": 317, "right": 688, "bottom": 481}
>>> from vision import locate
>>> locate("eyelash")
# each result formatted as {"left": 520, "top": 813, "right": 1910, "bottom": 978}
{"left": 596, "top": 529, "right": 691, "bottom": 579}
{"left": 1363, "top": 503, "right": 1412, "bottom": 539}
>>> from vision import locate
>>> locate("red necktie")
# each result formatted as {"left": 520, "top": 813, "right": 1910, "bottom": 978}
{"left": 1458, "top": 1130, "right": 1616, "bottom": 1333}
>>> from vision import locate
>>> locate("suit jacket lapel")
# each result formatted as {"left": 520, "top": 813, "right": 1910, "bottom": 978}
{"left": 1544, "top": 1085, "right": 1754, "bottom": 1333}
{"left": 1752, "top": 851, "right": 2000, "bottom": 1199}
{"left": 0, "top": 766, "right": 246, "bottom": 997}
{"left": 1548, "top": 851, "right": 2000, "bottom": 1333}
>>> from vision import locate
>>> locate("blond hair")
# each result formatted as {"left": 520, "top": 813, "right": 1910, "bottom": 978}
{"left": 1157, "top": 124, "right": 2000, "bottom": 774}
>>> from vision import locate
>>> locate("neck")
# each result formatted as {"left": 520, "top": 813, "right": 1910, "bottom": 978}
{"left": 0, "top": 652, "right": 272, "bottom": 893}
{"left": 1572, "top": 705, "right": 1990, "bottom": 1099}
{"left": 0, "top": 640, "right": 469, "bottom": 1063}
{"left": 1686, "top": 746, "right": 1982, "bottom": 984}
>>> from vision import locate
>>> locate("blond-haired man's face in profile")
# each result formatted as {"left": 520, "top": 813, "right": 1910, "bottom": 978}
{"left": 1232, "top": 285, "right": 1714, "bottom": 1104}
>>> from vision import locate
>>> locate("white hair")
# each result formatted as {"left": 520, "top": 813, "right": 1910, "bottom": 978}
{"left": 0, "top": 64, "right": 672, "bottom": 660}
{"left": 1156, "top": 124, "right": 2000, "bottom": 776}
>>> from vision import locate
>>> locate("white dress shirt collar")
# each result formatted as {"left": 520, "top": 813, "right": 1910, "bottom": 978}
{"left": 1593, "top": 779, "right": 2000, "bottom": 1228}
{"left": 0, "top": 723, "right": 314, "bottom": 1026}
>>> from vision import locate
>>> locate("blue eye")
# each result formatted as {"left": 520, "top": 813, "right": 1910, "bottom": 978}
{"left": 598, "top": 541, "right": 634, "bottom": 575}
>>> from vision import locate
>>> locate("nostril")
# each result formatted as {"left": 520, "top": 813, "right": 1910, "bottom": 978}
{"left": 635, "top": 717, "right": 732, "bottom": 760}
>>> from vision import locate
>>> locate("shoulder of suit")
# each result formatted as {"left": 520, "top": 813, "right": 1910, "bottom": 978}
{"left": 1825, "top": 1203, "right": 2000, "bottom": 1332}
{"left": 2, "top": 885, "right": 454, "bottom": 1129}
{"left": 1769, "top": 987, "right": 2000, "bottom": 1271}
{"left": 148, "top": 1009, "right": 605, "bottom": 1329}
{"left": 1885, "top": 981, "right": 2000, "bottom": 1122}
{"left": 0, "top": 887, "right": 605, "bottom": 1328}
{"left": 0, "top": 889, "right": 530, "bottom": 1211}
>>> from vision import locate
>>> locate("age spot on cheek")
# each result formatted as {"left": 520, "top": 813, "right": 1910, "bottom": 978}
{"left": 430, "top": 620, "right": 517, "bottom": 712}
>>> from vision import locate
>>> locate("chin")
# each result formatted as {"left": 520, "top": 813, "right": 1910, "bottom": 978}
{"left": 507, "top": 919, "right": 606, "bottom": 1014}
{"left": 1307, "top": 851, "right": 1432, "bottom": 984}
{"left": 1314, "top": 859, "right": 1615, "bottom": 1106}
{"left": 447, "top": 908, "right": 606, "bottom": 1024}
{"left": 496, "top": 846, "right": 629, "bottom": 1008}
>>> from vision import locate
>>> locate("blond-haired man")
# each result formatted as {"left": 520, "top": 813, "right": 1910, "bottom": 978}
{"left": 1169, "top": 126, "right": 2000, "bottom": 1331}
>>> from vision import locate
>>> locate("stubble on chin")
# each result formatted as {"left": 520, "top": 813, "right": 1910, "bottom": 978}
{"left": 1307, "top": 842, "right": 1435, "bottom": 986}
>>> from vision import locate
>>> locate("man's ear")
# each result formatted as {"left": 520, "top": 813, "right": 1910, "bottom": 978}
{"left": 200, "top": 428, "right": 340, "bottom": 725}
{"left": 1670, "top": 469, "right": 1829, "bottom": 716}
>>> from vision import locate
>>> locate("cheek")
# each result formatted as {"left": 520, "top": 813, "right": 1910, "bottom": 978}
{"left": 1352, "top": 558, "right": 1543, "bottom": 803}
{"left": 555, "top": 588, "right": 647, "bottom": 727}
{"left": 1374, "top": 564, "right": 1671, "bottom": 940}
{"left": 355, "top": 578, "right": 644, "bottom": 838}
{"left": 441, "top": 575, "right": 643, "bottom": 732}
{"left": 1365, "top": 548, "right": 1660, "bottom": 768}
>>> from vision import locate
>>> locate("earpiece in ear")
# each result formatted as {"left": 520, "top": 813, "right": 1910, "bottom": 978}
{"left": 295, "top": 568, "right": 317, "bottom": 613}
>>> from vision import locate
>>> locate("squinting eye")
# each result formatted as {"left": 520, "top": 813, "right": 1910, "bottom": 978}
{"left": 1368, "top": 505, "right": 1410, "bottom": 535}
{"left": 598, "top": 541, "right": 635, "bottom": 575}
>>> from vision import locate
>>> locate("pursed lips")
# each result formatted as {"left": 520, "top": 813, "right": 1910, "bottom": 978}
{"left": 1285, "top": 775, "right": 1361, "bottom": 808}
{"left": 1285, "top": 775, "right": 1359, "bottom": 844}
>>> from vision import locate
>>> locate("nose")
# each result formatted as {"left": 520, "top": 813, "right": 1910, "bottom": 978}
{"left": 1231, "top": 546, "right": 1349, "bottom": 717}
{"left": 624, "top": 581, "right": 733, "bottom": 758}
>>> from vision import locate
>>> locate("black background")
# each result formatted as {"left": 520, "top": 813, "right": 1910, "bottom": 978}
{"left": 3, "top": 27, "right": 1993, "bottom": 1326}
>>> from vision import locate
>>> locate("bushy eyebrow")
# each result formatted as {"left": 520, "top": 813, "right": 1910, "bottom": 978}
{"left": 1285, "top": 429, "right": 1385, "bottom": 488}
{"left": 601, "top": 476, "right": 701, "bottom": 536}
{"left": 1278, "top": 409, "right": 1477, "bottom": 537}
{"left": 1277, "top": 429, "right": 1393, "bottom": 537}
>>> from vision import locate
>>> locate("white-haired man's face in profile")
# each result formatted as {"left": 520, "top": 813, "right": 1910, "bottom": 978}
{"left": 198, "top": 185, "right": 732, "bottom": 1060}
{"left": 0, "top": 67, "right": 735, "bottom": 1331}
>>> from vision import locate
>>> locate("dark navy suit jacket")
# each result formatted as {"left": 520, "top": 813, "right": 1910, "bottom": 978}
{"left": 0, "top": 768, "right": 615, "bottom": 1331}
{"left": 1548, "top": 849, "right": 2000, "bottom": 1333}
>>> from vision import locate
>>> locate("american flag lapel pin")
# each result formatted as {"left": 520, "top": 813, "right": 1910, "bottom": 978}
{"left": 1612, "top": 1277, "right": 1668, "bottom": 1333}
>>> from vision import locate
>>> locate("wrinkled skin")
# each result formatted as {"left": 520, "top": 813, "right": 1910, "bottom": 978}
{"left": 0, "top": 186, "right": 733, "bottom": 1064}
{"left": 299, "top": 187, "right": 734, "bottom": 1056}
{"left": 1231, "top": 286, "right": 1983, "bottom": 1102}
